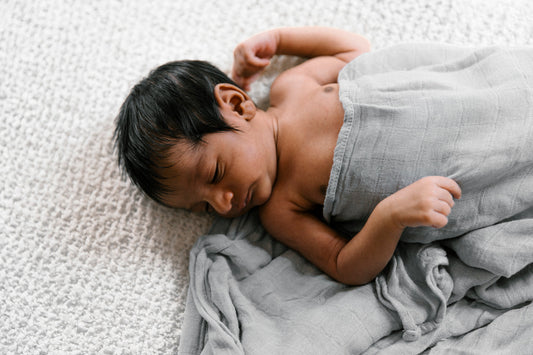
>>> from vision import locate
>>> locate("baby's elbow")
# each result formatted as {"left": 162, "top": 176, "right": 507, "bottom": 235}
{"left": 356, "top": 34, "right": 371, "bottom": 54}
{"left": 334, "top": 254, "right": 378, "bottom": 286}
{"left": 335, "top": 270, "right": 375, "bottom": 286}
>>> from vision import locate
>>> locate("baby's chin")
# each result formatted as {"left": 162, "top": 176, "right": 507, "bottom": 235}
{"left": 218, "top": 205, "right": 255, "bottom": 219}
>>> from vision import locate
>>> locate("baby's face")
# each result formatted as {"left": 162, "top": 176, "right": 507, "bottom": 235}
{"left": 160, "top": 129, "right": 277, "bottom": 218}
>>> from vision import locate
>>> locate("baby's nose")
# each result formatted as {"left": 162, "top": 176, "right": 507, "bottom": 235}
{"left": 212, "top": 190, "right": 234, "bottom": 215}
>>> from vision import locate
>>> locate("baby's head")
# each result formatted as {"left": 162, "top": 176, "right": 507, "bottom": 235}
{"left": 114, "top": 60, "right": 239, "bottom": 206}
{"left": 115, "top": 60, "right": 277, "bottom": 216}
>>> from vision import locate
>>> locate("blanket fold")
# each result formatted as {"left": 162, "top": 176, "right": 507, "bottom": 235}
{"left": 375, "top": 243, "right": 453, "bottom": 341}
{"left": 179, "top": 43, "right": 533, "bottom": 354}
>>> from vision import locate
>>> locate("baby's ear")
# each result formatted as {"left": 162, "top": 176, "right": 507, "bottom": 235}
{"left": 214, "top": 83, "right": 256, "bottom": 121}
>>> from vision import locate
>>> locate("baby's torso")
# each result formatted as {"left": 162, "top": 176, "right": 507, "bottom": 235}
{"left": 265, "top": 82, "right": 345, "bottom": 212}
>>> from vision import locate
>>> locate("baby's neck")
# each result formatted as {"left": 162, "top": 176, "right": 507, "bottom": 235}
{"left": 255, "top": 108, "right": 281, "bottom": 160}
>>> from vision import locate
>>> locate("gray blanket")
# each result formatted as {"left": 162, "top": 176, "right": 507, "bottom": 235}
{"left": 179, "top": 44, "right": 533, "bottom": 354}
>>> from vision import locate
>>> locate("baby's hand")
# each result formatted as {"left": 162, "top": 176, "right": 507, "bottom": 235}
{"left": 382, "top": 176, "right": 462, "bottom": 229}
{"left": 231, "top": 30, "right": 278, "bottom": 90}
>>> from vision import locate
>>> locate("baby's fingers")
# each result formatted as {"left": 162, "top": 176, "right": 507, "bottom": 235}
{"left": 430, "top": 210, "right": 449, "bottom": 229}
{"left": 436, "top": 177, "right": 462, "bottom": 200}
{"left": 436, "top": 187, "right": 456, "bottom": 208}
{"left": 434, "top": 199, "right": 452, "bottom": 217}
{"left": 244, "top": 50, "right": 271, "bottom": 68}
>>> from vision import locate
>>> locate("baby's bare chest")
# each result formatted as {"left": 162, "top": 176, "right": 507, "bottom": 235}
{"left": 276, "top": 85, "right": 345, "bottom": 208}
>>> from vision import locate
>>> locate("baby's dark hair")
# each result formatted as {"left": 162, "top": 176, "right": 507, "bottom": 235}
{"left": 114, "top": 60, "right": 240, "bottom": 205}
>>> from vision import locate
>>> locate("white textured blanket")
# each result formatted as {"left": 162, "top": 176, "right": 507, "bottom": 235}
{"left": 1, "top": 0, "right": 532, "bottom": 353}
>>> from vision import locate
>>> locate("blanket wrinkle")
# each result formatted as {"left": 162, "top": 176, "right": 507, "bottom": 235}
{"left": 189, "top": 243, "right": 244, "bottom": 354}
{"left": 376, "top": 243, "right": 452, "bottom": 342}
{"left": 471, "top": 264, "right": 533, "bottom": 309}
{"left": 443, "top": 218, "right": 533, "bottom": 277}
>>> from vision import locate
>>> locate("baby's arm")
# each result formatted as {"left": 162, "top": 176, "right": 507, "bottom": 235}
{"left": 260, "top": 176, "right": 461, "bottom": 285}
{"left": 232, "top": 27, "right": 370, "bottom": 90}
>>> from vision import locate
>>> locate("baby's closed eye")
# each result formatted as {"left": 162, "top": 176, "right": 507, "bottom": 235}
{"left": 210, "top": 162, "right": 224, "bottom": 184}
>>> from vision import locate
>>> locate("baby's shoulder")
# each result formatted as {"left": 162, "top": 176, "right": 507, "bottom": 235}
{"left": 257, "top": 193, "right": 306, "bottom": 239}
{"left": 269, "top": 68, "right": 321, "bottom": 108}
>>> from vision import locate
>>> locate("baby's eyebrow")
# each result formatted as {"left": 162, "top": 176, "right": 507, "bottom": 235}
{"left": 193, "top": 149, "right": 205, "bottom": 175}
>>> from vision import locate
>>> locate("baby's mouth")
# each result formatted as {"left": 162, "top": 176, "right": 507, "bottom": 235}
{"left": 245, "top": 189, "right": 253, "bottom": 208}
{"left": 239, "top": 189, "right": 252, "bottom": 210}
